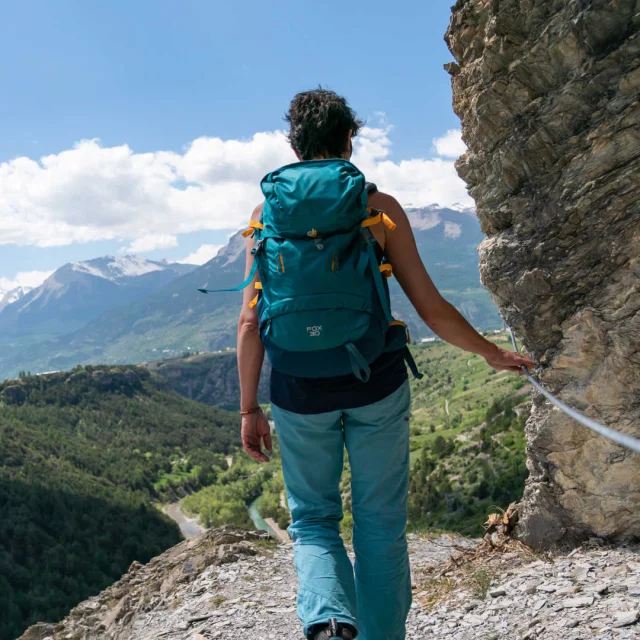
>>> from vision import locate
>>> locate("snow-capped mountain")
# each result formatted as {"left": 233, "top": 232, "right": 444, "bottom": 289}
{"left": 0, "top": 286, "right": 32, "bottom": 314}
{"left": 0, "top": 256, "right": 197, "bottom": 346}
{"left": 68, "top": 255, "right": 169, "bottom": 281}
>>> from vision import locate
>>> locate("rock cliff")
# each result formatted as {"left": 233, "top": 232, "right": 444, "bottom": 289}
{"left": 445, "top": 0, "right": 640, "bottom": 548}
{"left": 143, "top": 352, "right": 271, "bottom": 410}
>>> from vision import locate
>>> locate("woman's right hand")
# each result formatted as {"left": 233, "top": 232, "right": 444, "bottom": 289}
{"left": 241, "top": 410, "right": 272, "bottom": 463}
{"left": 484, "top": 346, "right": 534, "bottom": 375}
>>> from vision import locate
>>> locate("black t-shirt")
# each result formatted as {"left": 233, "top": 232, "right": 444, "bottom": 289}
{"left": 270, "top": 350, "right": 408, "bottom": 415}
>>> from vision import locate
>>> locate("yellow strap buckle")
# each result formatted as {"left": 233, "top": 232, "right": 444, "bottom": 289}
{"left": 381, "top": 213, "right": 396, "bottom": 230}
{"left": 362, "top": 210, "right": 396, "bottom": 231}
{"left": 389, "top": 320, "right": 411, "bottom": 344}
{"left": 242, "top": 220, "right": 265, "bottom": 238}
{"left": 379, "top": 263, "right": 393, "bottom": 278}
{"left": 248, "top": 281, "right": 262, "bottom": 308}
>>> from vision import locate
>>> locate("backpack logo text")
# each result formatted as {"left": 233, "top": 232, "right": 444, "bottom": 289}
{"left": 307, "top": 326, "right": 323, "bottom": 337}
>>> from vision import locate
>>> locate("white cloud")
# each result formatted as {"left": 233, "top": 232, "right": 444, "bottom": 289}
{"left": 178, "top": 244, "right": 224, "bottom": 265}
{"left": 432, "top": 129, "right": 467, "bottom": 158}
{"left": 0, "top": 125, "right": 472, "bottom": 250}
{"left": 444, "top": 221, "right": 462, "bottom": 239}
{"left": 124, "top": 234, "right": 178, "bottom": 254}
{"left": 0, "top": 269, "right": 54, "bottom": 296}
{"left": 407, "top": 209, "right": 442, "bottom": 230}
{"left": 353, "top": 126, "right": 473, "bottom": 209}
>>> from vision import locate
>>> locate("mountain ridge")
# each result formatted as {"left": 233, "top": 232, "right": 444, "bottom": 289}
{"left": 0, "top": 256, "right": 196, "bottom": 349}
{"left": 0, "top": 364, "right": 241, "bottom": 639}
{"left": 0, "top": 207, "right": 501, "bottom": 379}
{"left": 0, "top": 285, "right": 31, "bottom": 313}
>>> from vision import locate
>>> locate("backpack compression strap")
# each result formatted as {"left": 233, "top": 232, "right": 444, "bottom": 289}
{"left": 197, "top": 258, "right": 257, "bottom": 294}
{"left": 198, "top": 238, "right": 263, "bottom": 294}
{"left": 361, "top": 227, "right": 393, "bottom": 324}
{"left": 403, "top": 346, "right": 423, "bottom": 380}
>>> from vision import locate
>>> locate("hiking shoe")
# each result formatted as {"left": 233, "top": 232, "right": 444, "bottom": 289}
{"left": 310, "top": 618, "right": 355, "bottom": 640}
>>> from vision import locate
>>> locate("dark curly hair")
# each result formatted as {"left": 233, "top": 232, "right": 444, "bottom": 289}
{"left": 285, "top": 88, "right": 364, "bottom": 160}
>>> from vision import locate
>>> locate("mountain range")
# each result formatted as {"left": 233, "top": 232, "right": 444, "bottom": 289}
{"left": 0, "top": 207, "right": 502, "bottom": 380}
{"left": 0, "top": 256, "right": 196, "bottom": 349}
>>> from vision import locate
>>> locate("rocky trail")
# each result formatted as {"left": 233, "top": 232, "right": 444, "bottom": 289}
{"left": 21, "top": 526, "right": 639, "bottom": 640}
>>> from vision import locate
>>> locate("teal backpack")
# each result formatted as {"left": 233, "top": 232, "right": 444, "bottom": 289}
{"left": 200, "top": 158, "right": 422, "bottom": 382}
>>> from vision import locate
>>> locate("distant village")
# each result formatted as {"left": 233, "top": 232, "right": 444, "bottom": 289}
{"left": 147, "top": 329, "right": 509, "bottom": 357}
{"left": 419, "top": 327, "right": 505, "bottom": 344}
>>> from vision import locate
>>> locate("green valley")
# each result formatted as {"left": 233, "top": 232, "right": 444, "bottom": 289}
{"left": 180, "top": 335, "right": 531, "bottom": 540}
{"left": 0, "top": 367, "right": 241, "bottom": 640}
{"left": 1, "top": 337, "right": 530, "bottom": 639}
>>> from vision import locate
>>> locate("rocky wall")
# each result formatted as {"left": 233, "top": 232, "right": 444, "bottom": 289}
{"left": 445, "top": 0, "right": 640, "bottom": 548}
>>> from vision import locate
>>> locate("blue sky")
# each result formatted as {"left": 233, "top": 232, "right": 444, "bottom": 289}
{"left": 0, "top": 0, "right": 468, "bottom": 292}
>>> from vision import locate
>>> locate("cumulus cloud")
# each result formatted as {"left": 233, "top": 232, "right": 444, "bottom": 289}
{"left": 444, "top": 221, "right": 462, "bottom": 239}
{"left": 0, "top": 269, "right": 54, "bottom": 296}
{"left": 432, "top": 129, "right": 467, "bottom": 158}
{"left": 177, "top": 244, "right": 224, "bottom": 265}
{"left": 0, "top": 125, "right": 472, "bottom": 250}
{"left": 352, "top": 126, "right": 473, "bottom": 209}
{"left": 124, "top": 234, "right": 178, "bottom": 254}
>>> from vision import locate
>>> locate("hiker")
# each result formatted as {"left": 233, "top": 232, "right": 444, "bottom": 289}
{"left": 236, "top": 89, "right": 533, "bottom": 640}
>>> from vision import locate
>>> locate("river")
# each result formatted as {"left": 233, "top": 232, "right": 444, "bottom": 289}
{"left": 248, "top": 497, "right": 278, "bottom": 537}
{"left": 164, "top": 497, "right": 278, "bottom": 540}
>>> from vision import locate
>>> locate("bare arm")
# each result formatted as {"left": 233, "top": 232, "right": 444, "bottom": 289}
{"left": 370, "top": 191, "right": 533, "bottom": 372}
{"left": 237, "top": 204, "right": 271, "bottom": 462}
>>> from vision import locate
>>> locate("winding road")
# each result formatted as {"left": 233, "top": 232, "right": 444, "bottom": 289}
{"left": 165, "top": 500, "right": 205, "bottom": 539}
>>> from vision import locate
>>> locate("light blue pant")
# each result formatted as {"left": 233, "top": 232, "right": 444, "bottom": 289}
{"left": 272, "top": 381, "right": 412, "bottom": 640}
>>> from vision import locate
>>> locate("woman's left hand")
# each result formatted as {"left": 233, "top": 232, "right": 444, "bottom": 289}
{"left": 241, "top": 410, "right": 273, "bottom": 463}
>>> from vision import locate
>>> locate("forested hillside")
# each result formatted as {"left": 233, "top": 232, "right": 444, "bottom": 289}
{"left": 0, "top": 366, "right": 241, "bottom": 640}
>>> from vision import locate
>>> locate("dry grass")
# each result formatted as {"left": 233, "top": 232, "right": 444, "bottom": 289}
{"left": 253, "top": 537, "right": 278, "bottom": 550}
{"left": 209, "top": 595, "right": 226, "bottom": 608}
{"left": 412, "top": 505, "right": 548, "bottom": 610}
{"left": 469, "top": 567, "right": 492, "bottom": 600}
{"left": 413, "top": 536, "right": 541, "bottom": 609}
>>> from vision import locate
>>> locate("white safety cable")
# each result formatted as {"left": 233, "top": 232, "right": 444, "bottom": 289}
{"left": 508, "top": 326, "right": 640, "bottom": 454}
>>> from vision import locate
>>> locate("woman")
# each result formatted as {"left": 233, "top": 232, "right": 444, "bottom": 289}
{"left": 237, "top": 89, "right": 533, "bottom": 640}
